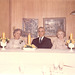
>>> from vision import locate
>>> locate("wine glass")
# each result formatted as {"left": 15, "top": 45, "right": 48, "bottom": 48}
{"left": 1, "top": 41, "right": 7, "bottom": 50}
{"left": 68, "top": 43, "right": 74, "bottom": 52}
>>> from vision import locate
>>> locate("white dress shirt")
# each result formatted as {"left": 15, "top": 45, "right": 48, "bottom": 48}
{"left": 39, "top": 36, "right": 44, "bottom": 43}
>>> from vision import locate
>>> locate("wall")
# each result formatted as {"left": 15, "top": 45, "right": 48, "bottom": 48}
{"left": 0, "top": 0, "right": 10, "bottom": 38}
{"left": 0, "top": 0, "right": 75, "bottom": 42}
{"left": 11, "top": 0, "right": 75, "bottom": 40}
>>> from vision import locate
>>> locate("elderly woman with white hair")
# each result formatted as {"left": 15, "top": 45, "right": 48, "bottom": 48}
{"left": 6, "top": 29, "right": 25, "bottom": 49}
{"left": 52, "top": 29, "right": 67, "bottom": 49}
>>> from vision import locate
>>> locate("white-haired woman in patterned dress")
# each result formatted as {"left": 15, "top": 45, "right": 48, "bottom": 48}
{"left": 52, "top": 29, "right": 67, "bottom": 49}
{"left": 6, "top": 29, "right": 25, "bottom": 49}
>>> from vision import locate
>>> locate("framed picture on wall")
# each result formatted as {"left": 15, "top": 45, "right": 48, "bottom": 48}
{"left": 22, "top": 18, "right": 38, "bottom": 38}
{"left": 43, "top": 17, "right": 66, "bottom": 37}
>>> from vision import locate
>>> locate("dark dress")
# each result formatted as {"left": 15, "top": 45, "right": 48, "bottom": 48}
{"left": 32, "top": 37, "right": 53, "bottom": 48}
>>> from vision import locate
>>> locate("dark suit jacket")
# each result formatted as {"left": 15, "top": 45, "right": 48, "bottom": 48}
{"left": 32, "top": 37, "right": 53, "bottom": 48}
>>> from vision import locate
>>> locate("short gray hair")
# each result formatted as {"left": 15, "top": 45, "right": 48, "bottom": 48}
{"left": 13, "top": 29, "right": 22, "bottom": 36}
{"left": 38, "top": 27, "right": 45, "bottom": 31}
{"left": 56, "top": 29, "right": 65, "bottom": 37}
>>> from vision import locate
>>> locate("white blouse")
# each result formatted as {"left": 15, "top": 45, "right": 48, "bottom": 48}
{"left": 52, "top": 38, "right": 67, "bottom": 49}
{"left": 6, "top": 39, "right": 25, "bottom": 49}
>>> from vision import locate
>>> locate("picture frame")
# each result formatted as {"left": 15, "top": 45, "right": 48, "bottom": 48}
{"left": 22, "top": 18, "right": 38, "bottom": 38}
{"left": 43, "top": 17, "right": 66, "bottom": 37}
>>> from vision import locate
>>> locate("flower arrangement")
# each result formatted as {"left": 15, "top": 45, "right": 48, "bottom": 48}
{"left": 23, "top": 44, "right": 36, "bottom": 48}
{"left": 0, "top": 37, "right": 9, "bottom": 43}
{"left": 23, "top": 33, "right": 36, "bottom": 49}
{"left": 0, "top": 32, "right": 9, "bottom": 49}
{"left": 66, "top": 33, "right": 75, "bottom": 45}
{"left": 0, "top": 32, "right": 9, "bottom": 43}
{"left": 66, "top": 33, "right": 75, "bottom": 49}
{"left": 19, "top": 40, "right": 23, "bottom": 44}
{"left": 66, "top": 39, "right": 75, "bottom": 44}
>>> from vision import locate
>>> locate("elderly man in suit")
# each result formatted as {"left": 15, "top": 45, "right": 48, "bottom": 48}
{"left": 32, "top": 27, "right": 52, "bottom": 48}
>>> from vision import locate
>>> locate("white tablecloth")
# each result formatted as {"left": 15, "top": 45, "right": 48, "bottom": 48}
{"left": 0, "top": 48, "right": 75, "bottom": 75}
